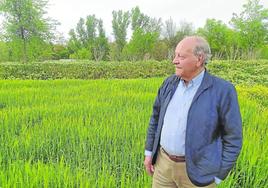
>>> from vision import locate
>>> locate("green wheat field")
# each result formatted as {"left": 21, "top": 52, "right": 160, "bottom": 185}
{"left": 0, "top": 79, "right": 267, "bottom": 187}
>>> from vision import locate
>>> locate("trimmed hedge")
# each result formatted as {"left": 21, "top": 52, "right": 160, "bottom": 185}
{"left": 208, "top": 60, "right": 268, "bottom": 86}
{"left": 0, "top": 60, "right": 267, "bottom": 85}
{"left": 0, "top": 60, "right": 174, "bottom": 80}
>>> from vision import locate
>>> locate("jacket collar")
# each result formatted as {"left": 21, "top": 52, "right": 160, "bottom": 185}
{"left": 169, "top": 69, "right": 213, "bottom": 102}
{"left": 192, "top": 69, "right": 213, "bottom": 103}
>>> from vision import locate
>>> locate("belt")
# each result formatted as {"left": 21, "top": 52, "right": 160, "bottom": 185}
{"left": 161, "top": 147, "right": 185, "bottom": 162}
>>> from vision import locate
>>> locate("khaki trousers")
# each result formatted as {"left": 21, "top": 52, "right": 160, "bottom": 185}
{"left": 152, "top": 148, "right": 216, "bottom": 188}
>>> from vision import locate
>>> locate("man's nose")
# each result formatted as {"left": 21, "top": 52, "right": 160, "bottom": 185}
{"left": 173, "top": 56, "right": 178, "bottom": 64}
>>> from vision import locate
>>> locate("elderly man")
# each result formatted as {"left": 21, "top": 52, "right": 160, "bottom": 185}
{"left": 144, "top": 36, "right": 242, "bottom": 188}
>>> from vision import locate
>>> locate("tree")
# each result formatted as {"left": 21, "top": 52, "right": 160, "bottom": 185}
{"left": 151, "top": 40, "right": 169, "bottom": 61}
{"left": 162, "top": 19, "right": 194, "bottom": 59}
{"left": 112, "top": 10, "right": 130, "bottom": 61}
{"left": 0, "top": 0, "right": 57, "bottom": 62}
{"left": 230, "top": 0, "right": 268, "bottom": 58}
{"left": 123, "top": 6, "right": 161, "bottom": 61}
{"left": 198, "top": 19, "right": 232, "bottom": 59}
{"left": 85, "top": 15, "right": 97, "bottom": 47}
{"left": 147, "top": 17, "right": 162, "bottom": 33}
{"left": 69, "top": 47, "right": 91, "bottom": 60}
{"left": 175, "top": 21, "right": 195, "bottom": 43}
{"left": 162, "top": 17, "right": 177, "bottom": 42}
{"left": 51, "top": 44, "right": 69, "bottom": 60}
{"left": 131, "top": 6, "right": 150, "bottom": 32}
{"left": 123, "top": 28, "right": 158, "bottom": 61}
{"left": 67, "top": 15, "right": 109, "bottom": 61}
{"left": 67, "top": 29, "right": 81, "bottom": 57}
{"left": 131, "top": 6, "right": 162, "bottom": 33}
{"left": 162, "top": 17, "right": 177, "bottom": 59}
{"left": 93, "top": 19, "right": 109, "bottom": 61}
{"left": 76, "top": 18, "right": 87, "bottom": 46}
{"left": 0, "top": 40, "right": 9, "bottom": 62}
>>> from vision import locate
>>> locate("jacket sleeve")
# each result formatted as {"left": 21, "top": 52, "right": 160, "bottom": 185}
{"left": 217, "top": 84, "right": 243, "bottom": 180}
{"left": 145, "top": 78, "right": 168, "bottom": 152}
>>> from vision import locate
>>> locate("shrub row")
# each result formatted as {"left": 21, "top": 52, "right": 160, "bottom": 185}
{"left": 0, "top": 60, "right": 267, "bottom": 85}
{"left": 0, "top": 60, "right": 174, "bottom": 80}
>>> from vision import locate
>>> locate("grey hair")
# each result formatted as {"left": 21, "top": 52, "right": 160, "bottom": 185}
{"left": 191, "top": 36, "right": 212, "bottom": 65}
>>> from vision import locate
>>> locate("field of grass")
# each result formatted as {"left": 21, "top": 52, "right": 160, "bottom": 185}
{"left": 0, "top": 78, "right": 267, "bottom": 187}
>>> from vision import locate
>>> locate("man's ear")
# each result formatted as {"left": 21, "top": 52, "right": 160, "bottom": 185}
{"left": 196, "top": 53, "right": 205, "bottom": 67}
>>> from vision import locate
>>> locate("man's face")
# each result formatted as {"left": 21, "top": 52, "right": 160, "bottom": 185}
{"left": 172, "top": 38, "right": 202, "bottom": 81}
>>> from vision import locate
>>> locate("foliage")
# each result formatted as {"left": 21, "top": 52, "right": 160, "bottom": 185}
{"left": 162, "top": 19, "right": 195, "bottom": 59}
{"left": 151, "top": 40, "right": 169, "bottom": 61}
{"left": 67, "top": 15, "right": 109, "bottom": 61}
{"left": 92, "top": 19, "right": 109, "bottom": 61}
{"left": 1, "top": 2, "right": 268, "bottom": 62}
{"left": 198, "top": 0, "right": 268, "bottom": 60}
{"left": 112, "top": 10, "right": 130, "bottom": 61}
{"left": 85, "top": 15, "right": 97, "bottom": 45}
{"left": 76, "top": 18, "right": 88, "bottom": 46}
{"left": 121, "top": 7, "right": 162, "bottom": 61}
{"left": 198, "top": 19, "right": 240, "bottom": 60}
{"left": 0, "top": 60, "right": 267, "bottom": 86}
{"left": 69, "top": 48, "right": 92, "bottom": 60}
{"left": 51, "top": 44, "right": 69, "bottom": 60}
{"left": 0, "top": 41, "right": 9, "bottom": 62}
{"left": 230, "top": 0, "right": 268, "bottom": 58}
{"left": 260, "top": 45, "right": 268, "bottom": 59}
{"left": 0, "top": 0, "right": 57, "bottom": 62}
{"left": 174, "top": 21, "right": 195, "bottom": 44}
{"left": 67, "top": 29, "right": 82, "bottom": 56}
{"left": 131, "top": 6, "right": 150, "bottom": 32}
{"left": 131, "top": 6, "right": 162, "bottom": 33}
{"left": 0, "top": 60, "right": 173, "bottom": 80}
{"left": 122, "top": 29, "right": 159, "bottom": 61}
{"left": 162, "top": 17, "right": 177, "bottom": 50}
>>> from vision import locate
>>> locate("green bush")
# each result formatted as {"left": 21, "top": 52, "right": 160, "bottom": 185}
{"left": 207, "top": 60, "right": 268, "bottom": 86}
{"left": 260, "top": 45, "right": 268, "bottom": 59}
{"left": 0, "top": 60, "right": 174, "bottom": 80}
{"left": 69, "top": 48, "right": 92, "bottom": 60}
{"left": 0, "top": 60, "right": 267, "bottom": 86}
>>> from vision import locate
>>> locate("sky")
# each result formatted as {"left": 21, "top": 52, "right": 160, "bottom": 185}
{"left": 1, "top": 0, "right": 268, "bottom": 41}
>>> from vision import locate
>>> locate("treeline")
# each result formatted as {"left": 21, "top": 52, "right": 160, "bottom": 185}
{"left": 0, "top": 0, "right": 267, "bottom": 63}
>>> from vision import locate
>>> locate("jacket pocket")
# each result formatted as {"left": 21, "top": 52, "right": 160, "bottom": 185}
{"left": 194, "top": 139, "right": 222, "bottom": 176}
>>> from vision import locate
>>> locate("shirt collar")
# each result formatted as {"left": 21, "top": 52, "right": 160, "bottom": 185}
{"left": 181, "top": 69, "right": 205, "bottom": 87}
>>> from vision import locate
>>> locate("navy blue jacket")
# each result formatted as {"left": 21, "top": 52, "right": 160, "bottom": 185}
{"left": 145, "top": 70, "right": 242, "bottom": 186}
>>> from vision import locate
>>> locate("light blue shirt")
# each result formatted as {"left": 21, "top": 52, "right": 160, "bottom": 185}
{"left": 160, "top": 70, "right": 204, "bottom": 156}
{"left": 144, "top": 70, "right": 204, "bottom": 156}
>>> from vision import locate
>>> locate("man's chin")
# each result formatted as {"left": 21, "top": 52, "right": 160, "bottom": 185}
{"left": 175, "top": 71, "right": 182, "bottom": 77}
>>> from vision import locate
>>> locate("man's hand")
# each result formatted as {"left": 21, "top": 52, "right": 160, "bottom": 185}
{"left": 144, "top": 156, "right": 154, "bottom": 176}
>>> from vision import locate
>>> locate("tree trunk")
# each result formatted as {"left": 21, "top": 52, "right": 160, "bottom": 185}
{"left": 20, "top": 27, "right": 27, "bottom": 63}
{"left": 22, "top": 38, "right": 27, "bottom": 63}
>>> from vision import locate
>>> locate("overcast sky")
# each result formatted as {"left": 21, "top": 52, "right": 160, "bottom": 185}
{"left": 1, "top": 0, "right": 268, "bottom": 41}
